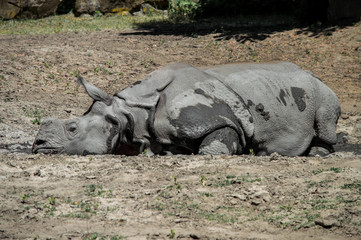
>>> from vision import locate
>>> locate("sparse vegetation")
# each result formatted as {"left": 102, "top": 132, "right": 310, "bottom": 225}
{"left": 25, "top": 108, "right": 47, "bottom": 125}
{"left": 86, "top": 184, "right": 106, "bottom": 197}
{"left": 341, "top": 180, "right": 361, "bottom": 193}
{"left": 305, "top": 179, "right": 333, "bottom": 189}
{"left": 249, "top": 148, "right": 255, "bottom": 155}
{"left": 200, "top": 175, "right": 207, "bottom": 186}
{"left": 167, "top": 176, "right": 182, "bottom": 193}
{"left": 85, "top": 184, "right": 114, "bottom": 198}
{"left": 84, "top": 232, "right": 127, "bottom": 240}
{"left": 200, "top": 192, "right": 213, "bottom": 197}
{"left": 21, "top": 193, "right": 30, "bottom": 203}
{"left": 313, "top": 167, "right": 344, "bottom": 175}
{"left": 211, "top": 174, "right": 261, "bottom": 187}
{"left": 43, "top": 203, "right": 56, "bottom": 216}
{"left": 329, "top": 167, "right": 344, "bottom": 173}
{"left": 169, "top": 229, "right": 175, "bottom": 239}
{"left": 0, "top": 14, "right": 167, "bottom": 35}
{"left": 61, "top": 200, "right": 100, "bottom": 219}
{"left": 168, "top": 0, "right": 200, "bottom": 22}
{"left": 48, "top": 196, "right": 56, "bottom": 205}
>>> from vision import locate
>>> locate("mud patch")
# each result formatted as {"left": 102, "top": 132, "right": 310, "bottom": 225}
{"left": 171, "top": 101, "right": 240, "bottom": 142}
{"left": 278, "top": 89, "right": 287, "bottom": 106}
{"left": 255, "top": 103, "right": 271, "bottom": 121}
{"left": 334, "top": 144, "right": 361, "bottom": 155}
{"left": 0, "top": 143, "right": 32, "bottom": 154}
{"left": 291, "top": 87, "right": 306, "bottom": 112}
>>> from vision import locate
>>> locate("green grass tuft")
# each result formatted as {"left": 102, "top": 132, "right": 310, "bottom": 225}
{"left": 0, "top": 14, "right": 168, "bottom": 35}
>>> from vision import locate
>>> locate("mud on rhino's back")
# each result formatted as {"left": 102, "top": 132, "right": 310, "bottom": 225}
{"left": 205, "top": 62, "right": 320, "bottom": 154}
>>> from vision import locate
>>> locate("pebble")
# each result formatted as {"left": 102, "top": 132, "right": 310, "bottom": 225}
{"left": 315, "top": 219, "right": 337, "bottom": 228}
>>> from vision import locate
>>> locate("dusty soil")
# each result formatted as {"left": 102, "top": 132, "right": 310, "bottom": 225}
{"left": 0, "top": 20, "right": 360, "bottom": 239}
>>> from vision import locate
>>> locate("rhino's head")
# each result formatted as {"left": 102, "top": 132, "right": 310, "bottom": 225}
{"left": 32, "top": 77, "right": 133, "bottom": 155}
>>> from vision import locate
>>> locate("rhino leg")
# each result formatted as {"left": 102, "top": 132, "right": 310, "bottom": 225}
{"left": 198, "top": 127, "right": 242, "bottom": 155}
{"left": 308, "top": 141, "right": 335, "bottom": 157}
{"left": 309, "top": 104, "right": 340, "bottom": 157}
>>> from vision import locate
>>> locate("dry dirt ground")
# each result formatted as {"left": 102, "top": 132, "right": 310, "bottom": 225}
{"left": 0, "top": 20, "right": 361, "bottom": 239}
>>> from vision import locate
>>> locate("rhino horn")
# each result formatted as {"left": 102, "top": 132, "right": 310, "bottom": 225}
{"left": 77, "top": 76, "right": 112, "bottom": 105}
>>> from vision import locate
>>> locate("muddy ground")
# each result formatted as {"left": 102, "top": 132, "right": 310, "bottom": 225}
{"left": 0, "top": 19, "right": 360, "bottom": 239}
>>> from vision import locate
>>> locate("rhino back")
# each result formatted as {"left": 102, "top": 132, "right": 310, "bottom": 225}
{"left": 205, "top": 62, "right": 320, "bottom": 155}
{"left": 206, "top": 62, "right": 317, "bottom": 114}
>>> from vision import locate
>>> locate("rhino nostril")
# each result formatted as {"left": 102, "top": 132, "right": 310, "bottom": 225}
{"left": 35, "top": 139, "right": 46, "bottom": 145}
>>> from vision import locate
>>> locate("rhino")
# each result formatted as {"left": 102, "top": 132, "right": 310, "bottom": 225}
{"left": 32, "top": 62, "right": 341, "bottom": 156}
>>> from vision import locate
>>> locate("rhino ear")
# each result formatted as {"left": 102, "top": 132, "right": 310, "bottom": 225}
{"left": 77, "top": 76, "right": 112, "bottom": 105}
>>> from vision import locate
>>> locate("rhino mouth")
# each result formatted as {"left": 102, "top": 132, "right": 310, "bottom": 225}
{"left": 32, "top": 146, "right": 64, "bottom": 154}
{"left": 32, "top": 137, "right": 65, "bottom": 154}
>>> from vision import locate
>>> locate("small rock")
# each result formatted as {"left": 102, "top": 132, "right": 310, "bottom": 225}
{"left": 315, "top": 213, "right": 338, "bottom": 228}
{"left": 280, "top": 218, "right": 293, "bottom": 226}
{"left": 86, "top": 176, "right": 96, "bottom": 179}
{"left": 315, "top": 219, "right": 337, "bottom": 228}
{"left": 33, "top": 169, "right": 42, "bottom": 176}
{"left": 174, "top": 218, "right": 188, "bottom": 223}
{"left": 80, "top": 14, "right": 92, "bottom": 19}
{"left": 61, "top": 231, "right": 82, "bottom": 238}
{"left": 228, "top": 193, "right": 247, "bottom": 201}
{"left": 229, "top": 199, "right": 238, "bottom": 205}
{"left": 189, "top": 234, "right": 200, "bottom": 239}
{"left": 28, "top": 208, "right": 38, "bottom": 215}
{"left": 341, "top": 113, "right": 349, "bottom": 119}
{"left": 270, "top": 152, "right": 280, "bottom": 161}
{"left": 133, "top": 11, "right": 143, "bottom": 16}
{"left": 7, "top": 161, "right": 16, "bottom": 167}
{"left": 262, "top": 193, "right": 271, "bottom": 202}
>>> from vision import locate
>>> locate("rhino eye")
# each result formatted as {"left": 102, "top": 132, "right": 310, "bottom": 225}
{"left": 66, "top": 123, "right": 78, "bottom": 137}
{"left": 69, "top": 126, "right": 77, "bottom": 132}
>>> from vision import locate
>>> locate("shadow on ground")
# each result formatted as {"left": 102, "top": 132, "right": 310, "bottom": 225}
{"left": 122, "top": 16, "right": 359, "bottom": 43}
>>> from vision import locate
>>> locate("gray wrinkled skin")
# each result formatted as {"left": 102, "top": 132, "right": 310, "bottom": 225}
{"left": 32, "top": 62, "right": 341, "bottom": 156}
